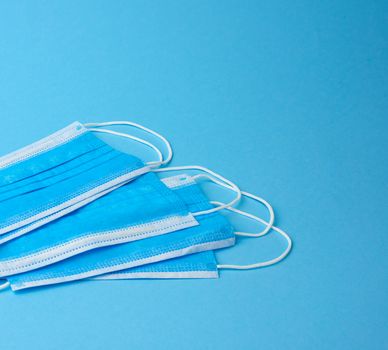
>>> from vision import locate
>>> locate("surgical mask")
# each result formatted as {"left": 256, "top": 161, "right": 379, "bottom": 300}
{"left": 0, "top": 121, "right": 172, "bottom": 241}
{"left": 94, "top": 200, "right": 292, "bottom": 280}
{"left": 1, "top": 170, "right": 243, "bottom": 291}
{"left": 0, "top": 172, "right": 200, "bottom": 278}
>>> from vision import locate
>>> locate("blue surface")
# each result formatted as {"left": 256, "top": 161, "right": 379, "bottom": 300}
{"left": 0, "top": 1, "right": 387, "bottom": 349}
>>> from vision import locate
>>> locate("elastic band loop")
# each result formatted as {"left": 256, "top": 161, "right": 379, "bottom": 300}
{"left": 153, "top": 165, "right": 242, "bottom": 216}
{"left": 212, "top": 191, "right": 274, "bottom": 237}
{"left": 215, "top": 203, "right": 292, "bottom": 270}
{"left": 0, "top": 281, "right": 10, "bottom": 291}
{"left": 86, "top": 128, "right": 163, "bottom": 166}
{"left": 85, "top": 121, "right": 173, "bottom": 167}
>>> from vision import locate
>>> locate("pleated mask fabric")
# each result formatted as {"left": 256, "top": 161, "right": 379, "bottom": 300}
{"left": 0, "top": 122, "right": 151, "bottom": 239}
{"left": 0, "top": 172, "right": 199, "bottom": 279}
{"left": 4, "top": 174, "right": 236, "bottom": 291}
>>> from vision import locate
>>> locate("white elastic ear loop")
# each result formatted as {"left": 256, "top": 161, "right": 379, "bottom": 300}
{"left": 85, "top": 128, "right": 164, "bottom": 167}
{"left": 205, "top": 187, "right": 274, "bottom": 237}
{"left": 0, "top": 281, "right": 10, "bottom": 291}
{"left": 153, "top": 165, "right": 242, "bottom": 216}
{"left": 214, "top": 203, "right": 292, "bottom": 270}
{"left": 85, "top": 121, "right": 173, "bottom": 167}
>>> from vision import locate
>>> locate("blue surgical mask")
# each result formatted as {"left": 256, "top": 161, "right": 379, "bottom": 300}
{"left": 2, "top": 172, "right": 240, "bottom": 291}
{"left": 91, "top": 184, "right": 292, "bottom": 280}
{"left": 0, "top": 121, "right": 172, "bottom": 240}
{"left": 94, "top": 205, "right": 292, "bottom": 280}
{"left": 0, "top": 172, "right": 199, "bottom": 278}
{"left": 0, "top": 122, "right": 293, "bottom": 292}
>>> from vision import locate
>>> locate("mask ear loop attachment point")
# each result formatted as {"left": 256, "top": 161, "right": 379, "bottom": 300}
{"left": 214, "top": 202, "right": 292, "bottom": 270}
{"left": 85, "top": 121, "right": 173, "bottom": 168}
{"left": 153, "top": 165, "right": 242, "bottom": 216}
{"left": 0, "top": 281, "right": 10, "bottom": 291}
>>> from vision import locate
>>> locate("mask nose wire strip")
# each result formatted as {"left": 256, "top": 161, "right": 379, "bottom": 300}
{"left": 84, "top": 121, "right": 173, "bottom": 166}
{"left": 0, "top": 281, "right": 10, "bottom": 291}
{"left": 213, "top": 201, "right": 292, "bottom": 270}
{"left": 152, "top": 165, "right": 242, "bottom": 216}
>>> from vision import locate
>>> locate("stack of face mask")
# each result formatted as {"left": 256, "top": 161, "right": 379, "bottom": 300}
{"left": 0, "top": 121, "right": 292, "bottom": 292}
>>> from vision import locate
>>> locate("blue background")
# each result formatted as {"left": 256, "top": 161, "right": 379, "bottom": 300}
{"left": 0, "top": 1, "right": 387, "bottom": 349}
